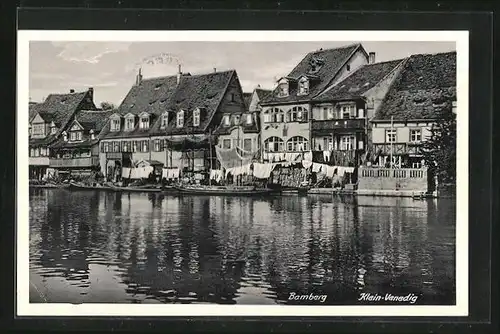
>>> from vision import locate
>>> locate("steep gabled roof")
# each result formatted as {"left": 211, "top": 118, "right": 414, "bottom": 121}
{"left": 374, "top": 51, "right": 456, "bottom": 120}
{"left": 29, "top": 89, "right": 94, "bottom": 146}
{"left": 255, "top": 88, "right": 272, "bottom": 101}
{"left": 314, "top": 59, "right": 404, "bottom": 101}
{"left": 261, "top": 43, "right": 366, "bottom": 105}
{"left": 151, "top": 70, "right": 236, "bottom": 136}
{"left": 243, "top": 92, "right": 253, "bottom": 109}
{"left": 75, "top": 110, "right": 114, "bottom": 133}
{"left": 116, "top": 75, "right": 178, "bottom": 116}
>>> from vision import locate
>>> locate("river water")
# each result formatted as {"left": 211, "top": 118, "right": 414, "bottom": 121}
{"left": 28, "top": 189, "right": 456, "bottom": 305}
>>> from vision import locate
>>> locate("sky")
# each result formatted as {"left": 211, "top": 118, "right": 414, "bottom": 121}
{"left": 29, "top": 41, "right": 456, "bottom": 106}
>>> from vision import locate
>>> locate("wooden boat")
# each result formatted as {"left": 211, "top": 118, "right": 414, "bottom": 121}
{"left": 69, "top": 182, "right": 114, "bottom": 191}
{"left": 174, "top": 184, "right": 273, "bottom": 196}
{"left": 108, "top": 185, "right": 164, "bottom": 193}
{"left": 29, "top": 183, "right": 70, "bottom": 189}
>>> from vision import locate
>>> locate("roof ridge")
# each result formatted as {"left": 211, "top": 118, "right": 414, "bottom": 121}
{"left": 309, "top": 42, "right": 361, "bottom": 55}
{"left": 409, "top": 50, "right": 457, "bottom": 58}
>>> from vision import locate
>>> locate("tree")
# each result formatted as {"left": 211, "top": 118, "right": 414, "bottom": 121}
{"left": 420, "top": 104, "right": 456, "bottom": 184}
{"left": 100, "top": 101, "right": 115, "bottom": 110}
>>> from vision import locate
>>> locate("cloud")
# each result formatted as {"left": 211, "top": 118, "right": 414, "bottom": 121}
{"left": 51, "top": 42, "right": 131, "bottom": 64}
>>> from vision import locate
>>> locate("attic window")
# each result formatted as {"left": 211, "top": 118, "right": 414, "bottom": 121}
{"left": 346, "top": 64, "right": 351, "bottom": 71}
{"left": 50, "top": 126, "right": 57, "bottom": 135}
{"left": 111, "top": 118, "right": 121, "bottom": 132}
{"left": 176, "top": 110, "right": 184, "bottom": 128}
{"left": 298, "top": 77, "right": 309, "bottom": 96}
{"left": 223, "top": 115, "right": 230, "bottom": 126}
{"left": 125, "top": 116, "right": 135, "bottom": 131}
{"left": 277, "top": 79, "right": 289, "bottom": 97}
{"left": 308, "top": 56, "right": 325, "bottom": 74}
{"left": 155, "top": 84, "right": 162, "bottom": 90}
{"left": 161, "top": 113, "right": 169, "bottom": 128}
{"left": 139, "top": 115, "right": 150, "bottom": 129}
{"left": 193, "top": 109, "right": 201, "bottom": 127}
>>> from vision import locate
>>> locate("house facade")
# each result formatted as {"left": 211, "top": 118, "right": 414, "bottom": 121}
{"left": 214, "top": 87, "right": 271, "bottom": 168}
{"left": 49, "top": 110, "right": 112, "bottom": 177}
{"left": 98, "top": 67, "right": 247, "bottom": 182}
{"left": 310, "top": 57, "right": 405, "bottom": 167}
{"left": 370, "top": 51, "right": 456, "bottom": 169}
{"left": 259, "top": 43, "right": 371, "bottom": 163}
{"left": 28, "top": 88, "right": 97, "bottom": 180}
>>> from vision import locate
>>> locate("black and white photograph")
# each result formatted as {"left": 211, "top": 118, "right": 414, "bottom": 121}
{"left": 17, "top": 30, "right": 468, "bottom": 317}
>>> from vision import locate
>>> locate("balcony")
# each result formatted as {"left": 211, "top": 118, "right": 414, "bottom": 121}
{"left": 373, "top": 143, "right": 422, "bottom": 155}
{"left": 312, "top": 118, "right": 365, "bottom": 134}
{"left": 29, "top": 157, "right": 49, "bottom": 166}
{"left": 49, "top": 156, "right": 99, "bottom": 168}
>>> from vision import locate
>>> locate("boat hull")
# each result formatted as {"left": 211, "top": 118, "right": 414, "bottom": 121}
{"left": 174, "top": 186, "right": 272, "bottom": 196}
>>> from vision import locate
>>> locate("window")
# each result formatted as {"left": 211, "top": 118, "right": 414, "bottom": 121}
{"left": 132, "top": 141, "right": 138, "bottom": 152}
{"left": 298, "top": 77, "right": 309, "bottom": 95}
{"left": 341, "top": 105, "right": 355, "bottom": 119}
{"left": 222, "top": 139, "right": 231, "bottom": 149}
{"left": 161, "top": 113, "right": 168, "bottom": 128}
{"left": 125, "top": 117, "right": 135, "bottom": 131}
{"left": 70, "top": 132, "right": 76, "bottom": 141}
{"left": 277, "top": 79, "right": 289, "bottom": 97}
{"left": 346, "top": 64, "right": 351, "bottom": 71}
{"left": 230, "top": 93, "right": 236, "bottom": 102}
{"left": 193, "top": 109, "right": 200, "bottom": 126}
{"left": 111, "top": 118, "right": 120, "bottom": 132}
{"left": 288, "top": 106, "right": 308, "bottom": 122}
{"left": 340, "top": 136, "right": 355, "bottom": 150}
{"left": 246, "top": 114, "right": 252, "bottom": 125}
{"left": 412, "top": 162, "right": 422, "bottom": 169}
{"left": 385, "top": 129, "right": 397, "bottom": 143}
{"left": 286, "top": 136, "right": 309, "bottom": 152}
{"left": 268, "top": 108, "right": 284, "bottom": 123}
{"left": 50, "top": 126, "right": 57, "bottom": 135}
{"left": 113, "top": 142, "right": 121, "bottom": 153}
{"left": 223, "top": 115, "right": 230, "bottom": 126}
{"left": 141, "top": 140, "right": 149, "bottom": 153}
{"left": 243, "top": 138, "right": 252, "bottom": 151}
{"left": 263, "top": 111, "right": 271, "bottom": 123}
{"left": 264, "top": 136, "right": 285, "bottom": 152}
{"left": 176, "top": 110, "right": 184, "bottom": 128}
{"left": 31, "top": 123, "right": 45, "bottom": 137}
{"left": 153, "top": 139, "right": 164, "bottom": 152}
{"left": 139, "top": 116, "right": 149, "bottom": 129}
{"left": 76, "top": 131, "right": 82, "bottom": 141}
{"left": 323, "top": 137, "right": 333, "bottom": 151}
{"left": 122, "top": 141, "right": 131, "bottom": 152}
{"left": 410, "top": 129, "right": 422, "bottom": 143}
{"left": 30, "top": 148, "right": 34, "bottom": 157}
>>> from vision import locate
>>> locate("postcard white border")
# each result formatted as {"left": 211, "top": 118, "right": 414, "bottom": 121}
{"left": 17, "top": 30, "right": 469, "bottom": 317}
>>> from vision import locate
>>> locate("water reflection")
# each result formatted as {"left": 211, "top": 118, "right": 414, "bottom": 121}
{"left": 29, "top": 189, "right": 455, "bottom": 305}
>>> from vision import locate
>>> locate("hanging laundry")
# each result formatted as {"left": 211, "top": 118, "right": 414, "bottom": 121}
{"left": 312, "top": 163, "right": 323, "bottom": 173}
{"left": 130, "top": 168, "right": 141, "bottom": 179}
{"left": 345, "top": 167, "right": 355, "bottom": 174}
{"left": 302, "top": 160, "right": 313, "bottom": 169}
{"left": 253, "top": 163, "right": 275, "bottom": 179}
{"left": 210, "top": 169, "right": 223, "bottom": 181}
{"left": 122, "top": 167, "right": 131, "bottom": 178}
{"left": 325, "top": 165, "right": 337, "bottom": 178}
{"left": 240, "top": 163, "right": 252, "bottom": 176}
{"left": 323, "top": 150, "right": 331, "bottom": 162}
{"left": 303, "top": 151, "right": 313, "bottom": 162}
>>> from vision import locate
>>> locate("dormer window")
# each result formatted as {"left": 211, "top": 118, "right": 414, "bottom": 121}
{"left": 50, "top": 126, "right": 57, "bottom": 135}
{"left": 90, "top": 129, "right": 95, "bottom": 140}
{"left": 193, "top": 108, "right": 201, "bottom": 127}
{"left": 110, "top": 116, "right": 121, "bottom": 132}
{"left": 161, "top": 113, "right": 169, "bottom": 128}
{"left": 277, "top": 78, "right": 289, "bottom": 97}
{"left": 139, "top": 115, "right": 150, "bottom": 129}
{"left": 246, "top": 114, "right": 252, "bottom": 125}
{"left": 223, "top": 115, "right": 230, "bottom": 126}
{"left": 298, "top": 77, "right": 309, "bottom": 96}
{"left": 176, "top": 110, "right": 184, "bottom": 128}
{"left": 62, "top": 131, "right": 67, "bottom": 141}
{"left": 125, "top": 115, "right": 135, "bottom": 131}
{"left": 70, "top": 131, "right": 82, "bottom": 141}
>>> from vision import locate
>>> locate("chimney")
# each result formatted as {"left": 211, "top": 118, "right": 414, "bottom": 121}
{"left": 87, "top": 87, "right": 93, "bottom": 100}
{"left": 369, "top": 52, "right": 376, "bottom": 64}
{"left": 135, "top": 68, "right": 143, "bottom": 86}
{"left": 90, "top": 129, "right": 95, "bottom": 140}
{"left": 176, "top": 64, "right": 182, "bottom": 85}
{"left": 213, "top": 68, "right": 217, "bottom": 73}
{"left": 62, "top": 131, "right": 67, "bottom": 142}
{"left": 70, "top": 89, "right": 75, "bottom": 93}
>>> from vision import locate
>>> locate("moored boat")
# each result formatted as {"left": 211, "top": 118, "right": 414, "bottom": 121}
{"left": 68, "top": 181, "right": 114, "bottom": 191}
{"left": 174, "top": 184, "right": 273, "bottom": 196}
{"left": 108, "top": 185, "right": 165, "bottom": 193}
{"left": 29, "top": 183, "right": 71, "bottom": 189}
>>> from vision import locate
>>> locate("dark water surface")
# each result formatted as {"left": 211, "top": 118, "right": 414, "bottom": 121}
{"left": 29, "top": 189, "right": 456, "bottom": 305}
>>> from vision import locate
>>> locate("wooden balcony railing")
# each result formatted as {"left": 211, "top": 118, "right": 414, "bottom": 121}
{"left": 312, "top": 118, "right": 365, "bottom": 132}
{"left": 49, "top": 156, "right": 99, "bottom": 168}
{"left": 372, "top": 143, "right": 422, "bottom": 155}
{"left": 359, "top": 167, "right": 427, "bottom": 179}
